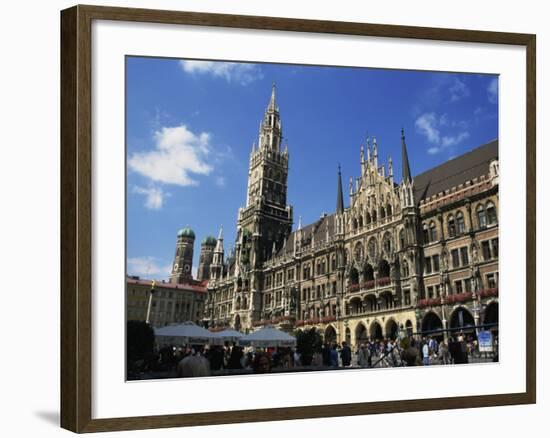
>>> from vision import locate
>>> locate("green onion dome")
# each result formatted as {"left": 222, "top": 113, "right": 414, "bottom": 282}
{"left": 177, "top": 226, "right": 195, "bottom": 238}
{"left": 201, "top": 235, "right": 217, "bottom": 246}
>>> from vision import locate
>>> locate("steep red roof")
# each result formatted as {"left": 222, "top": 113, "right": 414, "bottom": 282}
{"left": 126, "top": 277, "right": 207, "bottom": 294}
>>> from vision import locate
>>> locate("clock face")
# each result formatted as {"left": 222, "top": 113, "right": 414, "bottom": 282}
{"left": 173, "top": 263, "right": 179, "bottom": 272}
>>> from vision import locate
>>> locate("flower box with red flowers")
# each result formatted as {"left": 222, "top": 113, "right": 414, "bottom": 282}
{"left": 445, "top": 292, "right": 473, "bottom": 304}
{"left": 305, "top": 317, "right": 320, "bottom": 325}
{"left": 376, "top": 277, "right": 391, "bottom": 287}
{"left": 348, "top": 283, "right": 360, "bottom": 292}
{"left": 478, "top": 288, "right": 499, "bottom": 298}
{"left": 362, "top": 280, "right": 375, "bottom": 290}
{"left": 321, "top": 315, "right": 336, "bottom": 323}
{"left": 417, "top": 297, "right": 441, "bottom": 308}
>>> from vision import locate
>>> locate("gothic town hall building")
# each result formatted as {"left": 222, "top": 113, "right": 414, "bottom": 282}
{"left": 171, "top": 86, "right": 499, "bottom": 346}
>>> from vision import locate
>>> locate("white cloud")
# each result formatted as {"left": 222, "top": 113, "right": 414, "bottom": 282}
{"left": 132, "top": 185, "right": 169, "bottom": 210}
{"left": 129, "top": 124, "right": 214, "bottom": 187}
{"left": 488, "top": 78, "right": 498, "bottom": 104}
{"left": 415, "top": 112, "right": 440, "bottom": 144}
{"left": 215, "top": 176, "right": 226, "bottom": 187}
{"left": 449, "top": 77, "right": 470, "bottom": 102}
{"left": 442, "top": 132, "right": 470, "bottom": 148}
{"left": 415, "top": 112, "right": 470, "bottom": 155}
{"left": 179, "top": 60, "right": 263, "bottom": 85}
{"left": 127, "top": 256, "right": 172, "bottom": 279}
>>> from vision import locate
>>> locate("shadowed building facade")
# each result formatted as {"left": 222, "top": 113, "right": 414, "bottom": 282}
{"left": 194, "top": 86, "right": 499, "bottom": 345}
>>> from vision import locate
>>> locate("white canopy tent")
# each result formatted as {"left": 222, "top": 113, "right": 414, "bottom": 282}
{"left": 213, "top": 329, "right": 245, "bottom": 343}
{"left": 239, "top": 326, "right": 296, "bottom": 348}
{"left": 154, "top": 322, "right": 217, "bottom": 345}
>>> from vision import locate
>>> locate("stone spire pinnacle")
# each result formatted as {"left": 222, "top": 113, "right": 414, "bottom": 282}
{"left": 367, "top": 143, "right": 371, "bottom": 162}
{"left": 215, "top": 226, "right": 224, "bottom": 253}
{"left": 268, "top": 82, "right": 277, "bottom": 111}
{"left": 401, "top": 128, "right": 412, "bottom": 182}
{"left": 336, "top": 164, "right": 344, "bottom": 214}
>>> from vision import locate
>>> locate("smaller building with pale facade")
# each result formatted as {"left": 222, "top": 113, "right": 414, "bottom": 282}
{"left": 126, "top": 276, "right": 206, "bottom": 328}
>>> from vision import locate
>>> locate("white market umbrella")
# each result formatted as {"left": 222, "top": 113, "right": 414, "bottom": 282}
{"left": 239, "top": 326, "right": 296, "bottom": 348}
{"left": 214, "top": 329, "right": 245, "bottom": 343}
{"left": 154, "top": 321, "right": 217, "bottom": 345}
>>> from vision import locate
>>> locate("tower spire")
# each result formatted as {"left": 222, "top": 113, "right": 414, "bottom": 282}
{"left": 268, "top": 82, "right": 276, "bottom": 111}
{"left": 401, "top": 128, "right": 412, "bottom": 182}
{"left": 215, "top": 226, "right": 224, "bottom": 253}
{"left": 336, "top": 164, "right": 344, "bottom": 214}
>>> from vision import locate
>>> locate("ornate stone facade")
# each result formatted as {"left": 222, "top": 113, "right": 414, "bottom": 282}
{"left": 199, "top": 86, "right": 499, "bottom": 346}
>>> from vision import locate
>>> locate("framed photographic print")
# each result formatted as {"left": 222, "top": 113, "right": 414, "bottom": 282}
{"left": 60, "top": 4, "right": 536, "bottom": 433}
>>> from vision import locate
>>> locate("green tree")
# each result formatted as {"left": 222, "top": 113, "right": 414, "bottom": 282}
{"left": 295, "top": 328, "right": 323, "bottom": 366}
{"left": 127, "top": 320, "right": 155, "bottom": 363}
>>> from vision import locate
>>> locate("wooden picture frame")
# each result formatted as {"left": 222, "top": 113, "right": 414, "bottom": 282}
{"left": 60, "top": 4, "right": 536, "bottom": 433}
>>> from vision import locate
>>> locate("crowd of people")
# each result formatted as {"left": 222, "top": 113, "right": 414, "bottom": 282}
{"left": 133, "top": 343, "right": 299, "bottom": 378}
{"left": 129, "top": 332, "right": 498, "bottom": 379}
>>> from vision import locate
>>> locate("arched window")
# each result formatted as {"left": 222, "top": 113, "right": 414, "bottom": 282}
{"left": 366, "top": 212, "right": 371, "bottom": 224}
{"left": 486, "top": 201, "right": 497, "bottom": 225}
{"left": 423, "top": 223, "right": 429, "bottom": 243}
{"left": 429, "top": 221, "right": 437, "bottom": 242}
{"left": 352, "top": 217, "right": 358, "bottom": 230}
{"left": 386, "top": 204, "right": 392, "bottom": 217}
{"left": 383, "top": 233, "right": 392, "bottom": 254}
{"left": 378, "top": 259, "right": 390, "bottom": 278}
{"left": 380, "top": 207, "right": 386, "bottom": 219}
{"left": 358, "top": 215, "right": 363, "bottom": 228}
{"left": 477, "top": 204, "right": 487, "bottom": 228}
{"left": 372, "top": 210, "right": 377, "bottom": 222}
{"left": 456, "top": 211, "right": 466, "bottom": 234}
{"left": 448, "top": 215, "right": 456, "bottom": 238}
{"left": 402, "top": 259, "right": 410, "bottom": 277}
{"left": 399, "top": 229, "right": 406, "bottom": 249}
{"left": 364, "top": 264, "right": 374, "bottom": 281}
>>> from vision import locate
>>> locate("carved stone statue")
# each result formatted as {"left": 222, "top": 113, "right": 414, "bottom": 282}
{"left": 471, "top": 242, "right": 479, "bottom": 264}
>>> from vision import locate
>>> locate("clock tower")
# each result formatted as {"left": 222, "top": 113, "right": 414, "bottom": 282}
{"left": 234, "top": 84, "right": 293, "bottom": 322}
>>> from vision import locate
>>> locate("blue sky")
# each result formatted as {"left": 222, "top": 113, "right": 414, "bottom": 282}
{"left": 126, "top": 57, "right": 498, "bottom": 280}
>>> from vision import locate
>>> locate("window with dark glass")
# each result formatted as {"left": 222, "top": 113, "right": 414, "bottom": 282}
{"left": 455, "top": 280, "right": 463, "bottom": 294}
{"left": 486, "top": 202, "right": 497, "bottom": 225}
{"left": 491, "top": 238, "right": 499, "bottom": 257}
{"left": 432, "top": 254, "right": 440, "bottom": 272}
{"left": 477, "top": 205, "right": 487, "bottom": 228}
{"left": 482, "top": 241, "right": 491, "bottom": 260}
{"left": 460, "top": 247, "right": 469, "bottom": 265}
{"left": 451, "top": 249, "right": 460, "bottom": 268}
{"left": 425, "top": 257, "right": 432, "bottom": 274}
{"left": 456, "top": 211, "right": 466, "bottom": 233}
{"left": 487, "top": 273, "right": 497, "bottom": 289}
{"left": 423, "top": 224, "right": 429, "bottom": 243}
{"left": 448, "top": 216, "right": 456, "bottom": 238}
{"left": 427, "top": 286, "right": 434, "bottom": 298}
{"left": 404, "top": 290, "right": 411, "bottom": 305}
